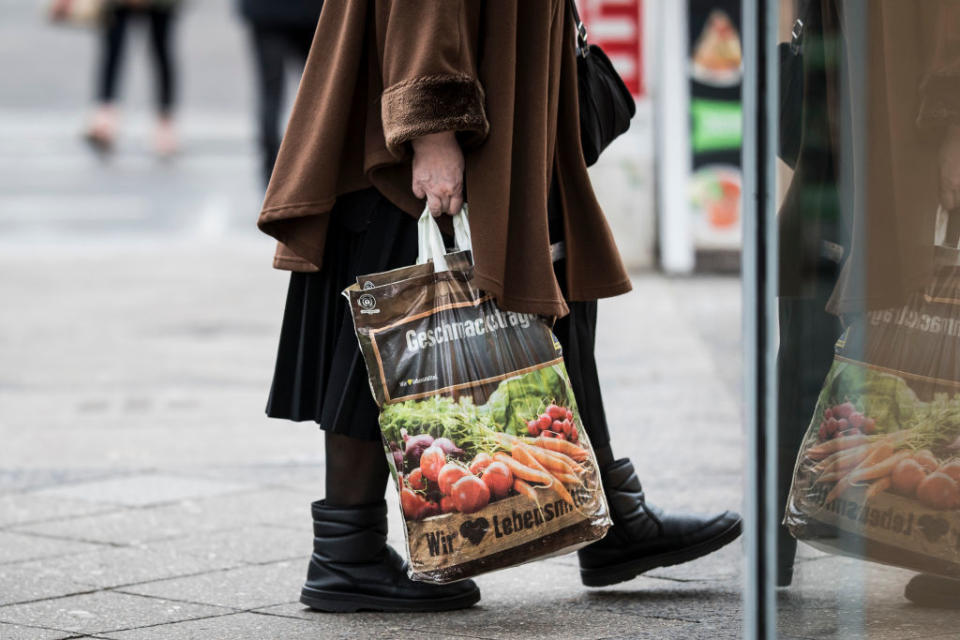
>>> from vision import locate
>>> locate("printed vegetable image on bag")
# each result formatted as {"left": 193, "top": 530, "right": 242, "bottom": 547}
{"left": 345, "top": 208, "right": 611, "bottom": 583}
{"left": 785, "top": 265, "right": 960, "bottom": 577}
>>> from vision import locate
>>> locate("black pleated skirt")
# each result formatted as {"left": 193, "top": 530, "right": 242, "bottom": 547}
{"left": 265, "top": 188, "right": 420, "bottom": 440}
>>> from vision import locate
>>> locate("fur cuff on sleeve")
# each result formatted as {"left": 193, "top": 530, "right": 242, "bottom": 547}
{"left": 381, "top": 74, "right": 489, "bottom": 156}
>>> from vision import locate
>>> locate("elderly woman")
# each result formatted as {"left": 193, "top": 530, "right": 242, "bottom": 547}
{"left": 258, "top": 0, "right": 741, "bottom": 612}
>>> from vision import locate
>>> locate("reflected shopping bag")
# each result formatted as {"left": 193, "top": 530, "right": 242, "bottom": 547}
{"left": 345, "top": 207, "right": 611, "bottom": 583}
{"left": 785, "top": 259, "right": 960, "bottom": 578}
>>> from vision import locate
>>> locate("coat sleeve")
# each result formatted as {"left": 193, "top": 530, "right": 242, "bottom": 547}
{"left": 375, "top": 0, "right": 489, "bottom": 158}
{"left": 917, "top": 2, "right": 960, "bottom": 132}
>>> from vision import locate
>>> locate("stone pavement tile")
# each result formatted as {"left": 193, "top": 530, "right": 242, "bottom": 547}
{"left": 777, "top": 555, "right": 960, "bottom": 639}
{"left": 0, "top": 469, "right": 124, "bottom": 496}
{"left": 0, "top": 622, "right": 77, "bottom": 640}
{"left": 100, "top": 611, "right": 476, "bottom": 640}
{"left": 0, "top": 591, "right": 230, "bottom": 636}
{"left": 32, "top": 474, "right": 255, "bottom": 507}
{"left": 0, "top": 493, "right": 120, "bottom": 528}
{"left": 157, "top": 525, "right": 308, "bottom": 566}
{"left": 576, "top": 578, "right": 742, "bottom": 631}
{"left": 118, "top": 560, "right": 303, "bottom": 610}
{"left": 0, "top": 559, "right": 95, "bottom": 606}
{"left": 251, "top": 559, "right": 730, "bottom": 640}
{"left": 472, "top": 557, "right": 738, "bottom": 637}
{"left": 643, "top": 537, "right": 744, "bottom": 583}
{"left": 13, "top": 489, "right": 312, "bottom": 546}
{"left": 0, "top": 531, "right": 105, "bottom": 564}
{"left": 257, "top": 602, "right": 696, "bottom": 640}
{"left": 180, "top": 463, "right": 324, "bottom": 492}
{"left": 42, "top": 539, "right": 245, "bottom": 590}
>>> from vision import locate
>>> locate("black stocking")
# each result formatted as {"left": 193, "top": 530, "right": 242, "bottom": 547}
{"left": 324, "top": 431, "right": 389, "bottom": 506}
{"left": 594, "top": 443, "right": 615, "bottom": 469}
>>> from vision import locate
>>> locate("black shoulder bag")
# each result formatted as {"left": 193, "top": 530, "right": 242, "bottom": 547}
{"left": 778, "top": 1, "right": 811, "bottom": 168}
{"left": 568, "top": 0, "right": 636, "bottom": 167}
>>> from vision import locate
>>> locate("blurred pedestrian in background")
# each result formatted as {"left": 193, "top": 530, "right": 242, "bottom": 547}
{"left": 237, "top": 0, "right": 324, "bottom": 187}
{"left": 50, "top": 0, "right": 181, "bottom": 157}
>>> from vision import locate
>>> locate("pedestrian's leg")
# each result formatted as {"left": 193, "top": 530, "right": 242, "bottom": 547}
{"left": 147, "top": 7, "right": 178, "bottom": 156}
{"left": 551, "top": 299, "right": 614, "bottom": 468}
{"left": 87, "top": 5, "right": 128, "bottom": 150}
{"left": 298, "top": 407, "right": 479, "bottom": 612}
{"left": 97, "top": 6, "right": 128, "bottom": 107}
{"left": 248, "top": 26, "right": 286, "bottom": 186}
{"left": 147, "top": 7, "right": 176, "bottom": 115}
{"left": 323, "top": 431, "right": 388, "bottom": 506}
{"left": 775, "top": 268, "right": 842, "bottom": 586}
{"left": 552, "top": 267, "right": 742, "bottom": 588}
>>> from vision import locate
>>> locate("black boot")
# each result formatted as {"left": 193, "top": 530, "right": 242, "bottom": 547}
{"left": 578, "top": 459, "right": 743, "bottom": 587}
{"left": 904, "top": 574, "right": 960, "bottom": 608}
{"left": 300, "top": 500, "right": 481, "bottom": 612}
{"left": 777, "top": 528, "right": 797, "bottom": 587}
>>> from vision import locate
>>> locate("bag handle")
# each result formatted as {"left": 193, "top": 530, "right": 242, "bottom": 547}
{"left": 566, "top": 0, "right": 589, "bottom": 57}
{"left": 416, "top": 204, "right": 472, "bottom": 272}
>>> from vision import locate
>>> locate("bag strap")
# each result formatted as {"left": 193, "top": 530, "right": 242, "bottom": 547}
{"left": 567, "top": 0, "right": 589, "bottom": 57}
{"left": 790, "top": 0, "right": 814, "bottom": 54}
{"left": 416, "top": 205, "right": 472, "bottom": 272}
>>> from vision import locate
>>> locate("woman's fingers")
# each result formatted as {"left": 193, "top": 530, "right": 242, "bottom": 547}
{"left": 426, "top": 192, "right": 443, "bottom": 217}
{"left": 449, "top": 194, "right": 464, "bottom": 215}
{"left": 412, "top": 179, "right": 426, "bottom": 200}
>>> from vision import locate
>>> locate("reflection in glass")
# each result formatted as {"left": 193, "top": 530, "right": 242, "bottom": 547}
{"left": 774, "top": 0, "right": 960, "bottom": 635}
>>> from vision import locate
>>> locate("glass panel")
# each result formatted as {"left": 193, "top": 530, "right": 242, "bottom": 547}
{"left": 764, "top": 0, "right": 960, "bottom": 636}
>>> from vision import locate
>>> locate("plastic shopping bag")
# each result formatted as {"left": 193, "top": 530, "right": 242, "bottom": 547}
{"left": 345, "top": 207, "right": 611, "bottom": 583}
{"left": 785, "top": 266, "right": 960, "bottom": 577}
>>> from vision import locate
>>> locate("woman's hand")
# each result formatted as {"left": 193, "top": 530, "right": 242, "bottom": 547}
{"left": 940, "top": 125, "right": 960, "bottom": 210}
{"left": 411, "top": 131, "right": 464, "bottom": 216}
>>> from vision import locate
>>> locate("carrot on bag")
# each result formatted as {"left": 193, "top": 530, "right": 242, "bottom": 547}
{"left": 866, "top": 476, "right": 892, "bottom": 500}
{"left": 524, "top": 444, "right": 581, "bottom": 474}
{"left": 513, "top": 478, "right": 539, "bottom": 502}
{"left": 494, "top": 452, "right": 553, "bottom": 486}
{"left": 806, "top": 434, "right": 872, "bottom": 460}
{"left": 859, "top": 440, "right": 895, "bottom": 468}
{"left": 510, "top": 446, "right": 576, "bottom": 506}
{"left": 554, "top": 472, "right": 580, "bottom": 486}
{"left": 824, "top": 450, "right": 910, "bottom": 504}
{"left": 817, "top": 445, "right": 872, "bottom": 474}
{"left": 528, "top": 436, "right": 589, "bottom": 461}
{"left": 847, "top": 450, "right": 911, "bottom": 484}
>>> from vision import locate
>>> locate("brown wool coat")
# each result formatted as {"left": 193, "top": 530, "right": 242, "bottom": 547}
{"left": 256, "top": 0, "right": 632, "bottom": 317}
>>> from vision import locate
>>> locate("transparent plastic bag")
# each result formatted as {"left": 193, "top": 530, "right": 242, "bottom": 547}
{"left": 345, "top": 207, "right": 611, "bottom": 583}
{"left": 785, "top": 266, "right": 960, "bottom": 578}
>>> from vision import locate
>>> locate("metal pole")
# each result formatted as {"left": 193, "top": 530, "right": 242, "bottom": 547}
{"left": 741, "top": 0, "right": 778, "bottom": 636}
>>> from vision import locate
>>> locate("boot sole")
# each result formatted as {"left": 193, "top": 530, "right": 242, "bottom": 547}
{"left": 299, "top": 585, "right": 481, "bottom": 613}
{"left": 580, "top": 517, "right": 743, "bottom": 588}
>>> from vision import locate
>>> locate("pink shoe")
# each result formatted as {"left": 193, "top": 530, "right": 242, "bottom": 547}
{"left": 154, "top": 117, "right": 179, "bottom": 159}
{"left": 84, "top": 105, "right": 118, "bottom": 153}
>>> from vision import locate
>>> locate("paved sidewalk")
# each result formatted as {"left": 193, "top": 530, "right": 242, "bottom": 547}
{"left": 7, "top": 245, "right": 960, "bottom": 639}
{"left": 5, "top": 1, "right": 960, "bottom": 636}
{"left": 0, "top": 242, "right": 746, "bottom": 639}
